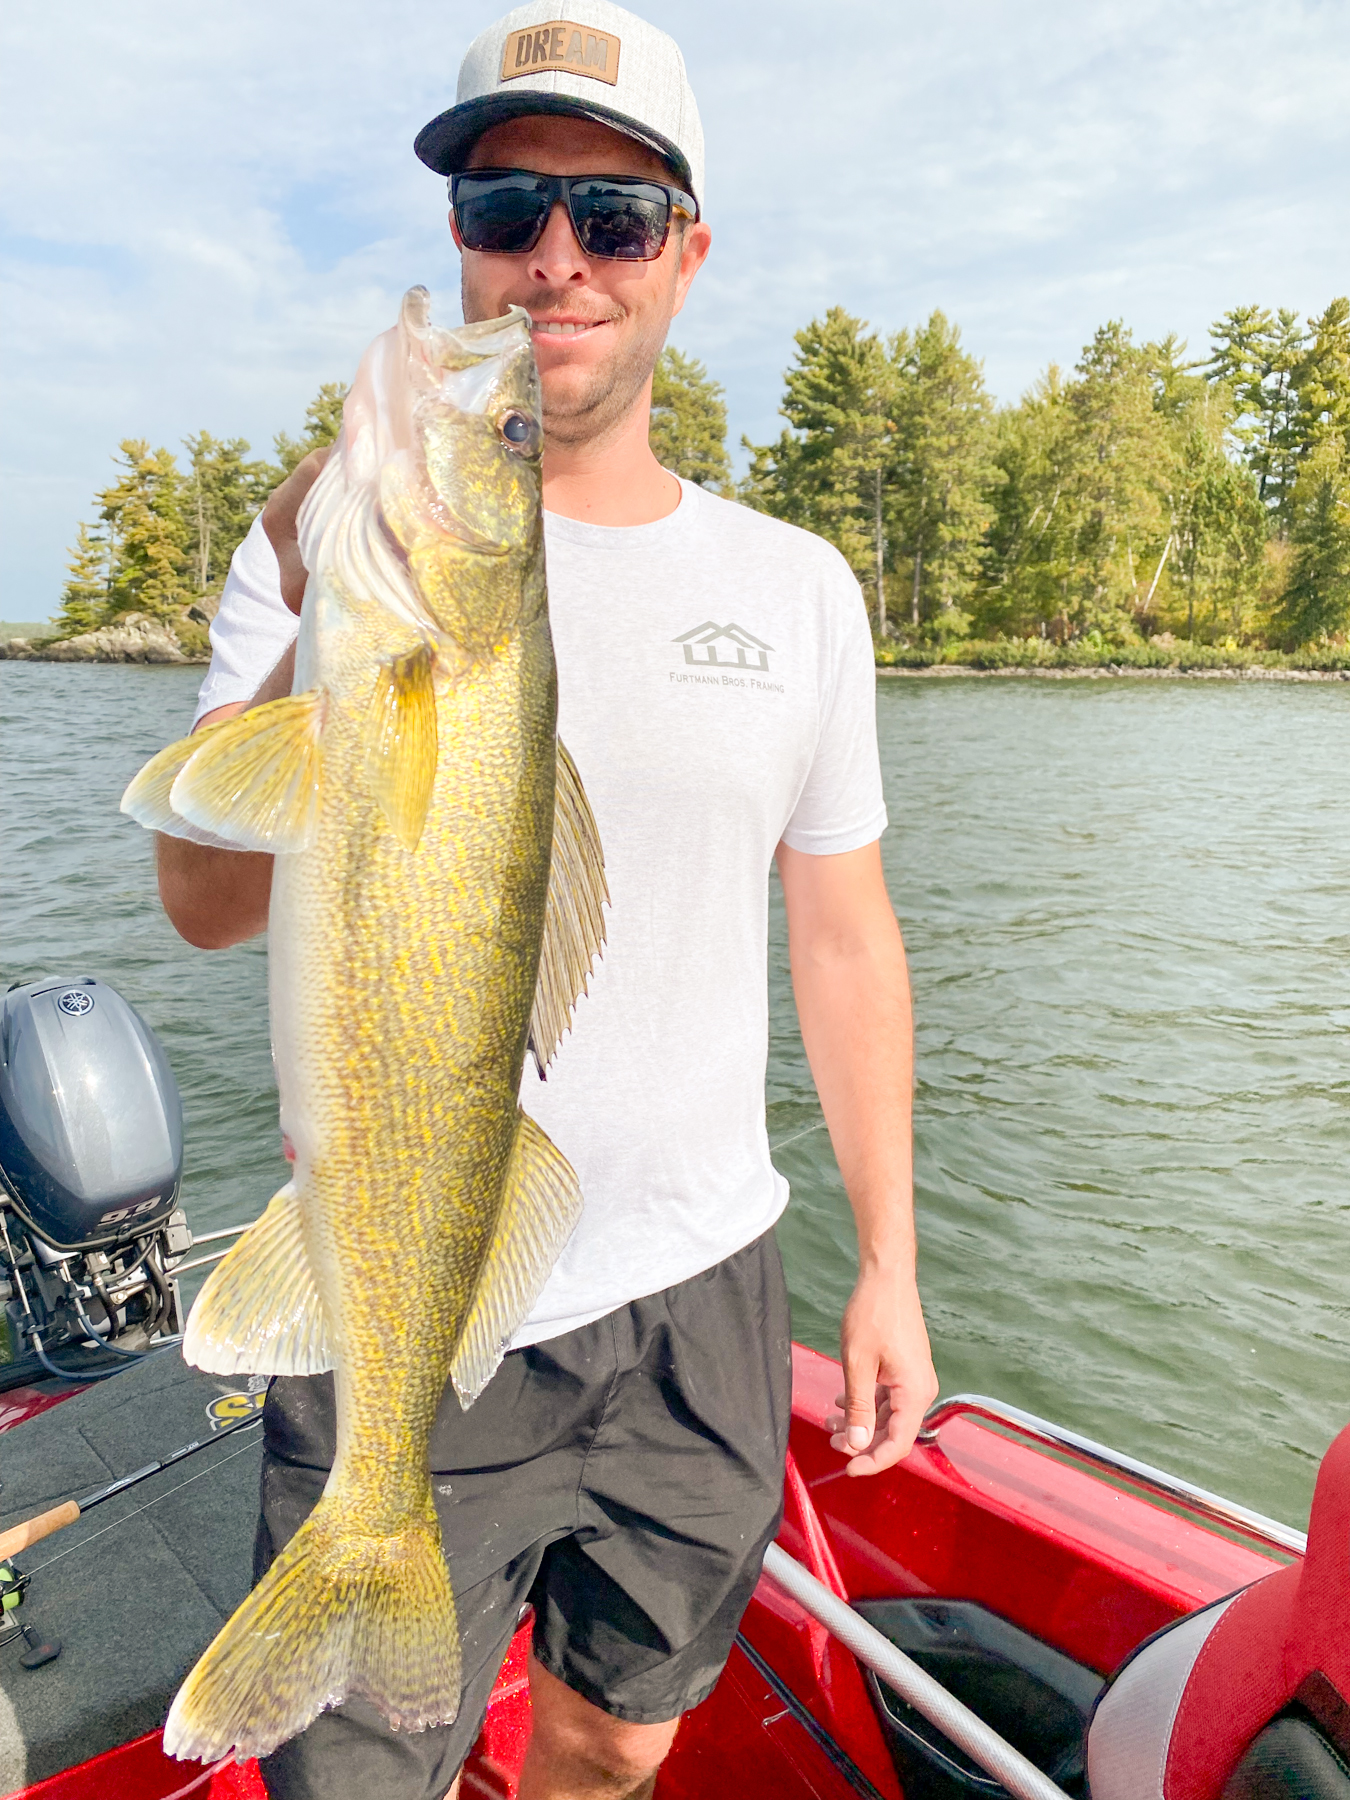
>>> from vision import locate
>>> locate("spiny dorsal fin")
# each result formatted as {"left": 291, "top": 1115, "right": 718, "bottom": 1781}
{"left": 183, "top": 1182, "right": 335, "bottom": 1378}
{"left": 450, "top": 1110, "right": 583, "bottom": 1406}
{"left": 363, "top": 641, "right": 438, "bottom": 851}
{"left": 168, "top": 690, "right": 324, "bottom": 853}
{"left": 528, "top": 741, "right": 608, "bottom": 1076}
{"left": 120, "top": 717, "right": 251, "bottom": 850}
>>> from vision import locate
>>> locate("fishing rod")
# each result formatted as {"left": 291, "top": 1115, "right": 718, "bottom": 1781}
{"left": 0, "top": 1410, "right": 262, "bottom": 1562}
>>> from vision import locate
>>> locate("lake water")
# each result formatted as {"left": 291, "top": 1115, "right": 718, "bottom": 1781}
{"left": 3, "top": 663, "right": 1348, "bottom": 1528}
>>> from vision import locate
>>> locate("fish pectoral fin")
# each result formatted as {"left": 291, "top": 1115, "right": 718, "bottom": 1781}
{"left": 362, "top": 640, "right": 438, "bottom": 851}
{"left": 119, "top": 717, "right": 252, "bottom": 850}
{"left": 451, "top": 1111, "right": 584, "bottom": 1407}
{"left": 166, "top": 690, "right": 324, "bottom": 853}
{"left": 528, "top": 740, "right": 609, "bottom": 1076}
{"left": 182, "top": 1182, "right": 335, "bottom": 1377}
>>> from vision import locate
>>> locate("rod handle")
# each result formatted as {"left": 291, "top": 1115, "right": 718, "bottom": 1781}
{"left": 0, "top": 1501, "right": 80, "bottom": 1559}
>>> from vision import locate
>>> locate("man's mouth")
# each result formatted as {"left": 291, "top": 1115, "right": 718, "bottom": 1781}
{"left": 530, "top": 317, "right": 612, "bottom": 337}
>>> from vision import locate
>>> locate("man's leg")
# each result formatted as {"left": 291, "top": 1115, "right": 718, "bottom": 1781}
{"left": 518, "top": 1654, "right": 679, "bottom": 1800}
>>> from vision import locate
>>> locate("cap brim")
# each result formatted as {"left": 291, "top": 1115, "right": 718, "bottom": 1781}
{"left": 414, "top": 92, "right": 695, "bottom": 203}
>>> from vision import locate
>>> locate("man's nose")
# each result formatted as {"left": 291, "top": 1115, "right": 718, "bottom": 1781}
{"left": 526, "top": 200, "right": 590, "bottom": 284}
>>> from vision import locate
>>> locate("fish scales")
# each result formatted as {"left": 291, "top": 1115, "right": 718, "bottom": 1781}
{"left": 120, "top": 291, "right": 606, "bottom": 1762}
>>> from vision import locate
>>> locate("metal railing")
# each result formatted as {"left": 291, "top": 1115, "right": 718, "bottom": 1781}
{"left": 917, "top": 1392, "right": 1307, "bottom": 1556}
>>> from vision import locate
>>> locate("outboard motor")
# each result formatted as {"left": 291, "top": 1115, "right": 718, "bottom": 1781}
{"left": 0, "top": 975, "right": 192, "bottom": 1384}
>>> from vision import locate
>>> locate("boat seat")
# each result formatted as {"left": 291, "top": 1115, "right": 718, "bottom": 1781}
{"left": 1087, "top": 1420, "right": 1350, "bottom": 1800}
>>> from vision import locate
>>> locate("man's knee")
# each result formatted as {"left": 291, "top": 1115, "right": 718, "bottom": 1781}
{"left": 526, "top": 1654, "right": 679, "bottom": 1787}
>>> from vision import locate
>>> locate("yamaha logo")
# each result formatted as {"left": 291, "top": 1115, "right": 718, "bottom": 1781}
{"left": 56, "top": 989, "right": 95, "bottom": 1018}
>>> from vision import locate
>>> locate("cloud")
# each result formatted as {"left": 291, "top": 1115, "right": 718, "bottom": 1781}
{"left": 2, "top": 0, "right": 1347, "bottom": 619}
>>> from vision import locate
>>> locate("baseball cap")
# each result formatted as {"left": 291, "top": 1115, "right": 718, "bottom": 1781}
{"left": 414, "top": 1, "right": 705, "bottom": 212}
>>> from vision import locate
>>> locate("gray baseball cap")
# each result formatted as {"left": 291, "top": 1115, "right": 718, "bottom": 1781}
{"left": 414, "top": 1, "right": 705, "bottom": 211}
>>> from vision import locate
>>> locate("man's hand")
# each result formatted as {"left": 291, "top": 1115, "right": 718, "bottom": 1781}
{"left": 826, "top": 1264, "right": 938, "bottom": 1477}
{"left": 264, "top": 445, "right": 331, "bottom": 615}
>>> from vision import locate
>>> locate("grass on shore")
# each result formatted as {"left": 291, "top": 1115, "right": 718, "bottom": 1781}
{"left": 873, "top": 638, "right": 1350, "bottom": 673}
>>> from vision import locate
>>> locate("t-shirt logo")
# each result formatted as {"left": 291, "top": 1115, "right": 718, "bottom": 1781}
{"left": 674, "top": 622, "right": 773, "bottom": 672}
{"left": 500, "top": 21, "right": 620, "bottom": 85}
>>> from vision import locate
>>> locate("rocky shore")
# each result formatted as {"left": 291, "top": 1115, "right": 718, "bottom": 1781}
{"left": 0, "top": 601, "right": 215, "bottom": 665}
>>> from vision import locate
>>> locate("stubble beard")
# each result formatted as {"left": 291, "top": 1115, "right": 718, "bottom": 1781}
{"left": 462, "top": 274, "right": 674, "bottom": 452}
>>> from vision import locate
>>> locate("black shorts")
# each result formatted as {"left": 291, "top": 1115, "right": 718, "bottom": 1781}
{"left": 254, "top": 1227, "right": 792, "bottom": 1800}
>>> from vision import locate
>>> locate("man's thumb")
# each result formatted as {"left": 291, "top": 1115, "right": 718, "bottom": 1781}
{"left": 844, "top": 1367, "right": 875, "bottom": 1451}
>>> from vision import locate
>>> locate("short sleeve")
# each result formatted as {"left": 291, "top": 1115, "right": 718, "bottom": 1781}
{"left": 193, "top": 515, "right": 298, "bottom": 726}
{"left": 780, "top": 572, "right": 888, "bottom": 855}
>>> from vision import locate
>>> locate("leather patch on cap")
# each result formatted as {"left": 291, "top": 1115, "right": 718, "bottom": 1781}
{"left": 500, "top": 21, "right": 620, "bottom": 86}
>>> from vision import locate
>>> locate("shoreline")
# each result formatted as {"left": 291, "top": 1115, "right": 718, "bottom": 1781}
{"left": 876, "top": 664, "right": 1350, "bottom": 683}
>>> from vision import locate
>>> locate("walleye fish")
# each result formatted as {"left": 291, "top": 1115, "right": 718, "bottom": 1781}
{"left": 121, "top": 289, "right": 606, "bottom": 1761}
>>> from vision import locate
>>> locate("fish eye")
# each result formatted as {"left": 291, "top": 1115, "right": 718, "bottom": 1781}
{"left": 498, "top": 410, "right": 541, "bottom": 457}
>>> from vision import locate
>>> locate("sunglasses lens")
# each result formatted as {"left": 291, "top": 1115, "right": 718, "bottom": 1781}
{"left": 569, "top": 180, "right": 670, "bottom": 260}
{"left": 454, "top": 174, "right": 551, "bottom": 254}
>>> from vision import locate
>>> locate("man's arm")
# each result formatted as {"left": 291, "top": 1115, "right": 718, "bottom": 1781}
{"left": 156, "top": 644, "right": 295, "bottom": 948}
{"left": 776, "top": 839, "right": 937, "bottom": 1476}
{"left": 157, "top": 449, "right": 328, "bottom": 950}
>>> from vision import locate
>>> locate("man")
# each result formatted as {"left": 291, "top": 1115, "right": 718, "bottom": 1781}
{"left": 159, "top": 4, "right": 937, "bottom": 1796}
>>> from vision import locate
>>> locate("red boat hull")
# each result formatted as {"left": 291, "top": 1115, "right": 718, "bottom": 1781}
{"left": 5, "top": 1345, "right": 1289, "bottom": 1800}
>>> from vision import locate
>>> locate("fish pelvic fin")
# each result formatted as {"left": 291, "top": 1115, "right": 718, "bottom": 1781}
{"left": 162, "top": 1492, "right": 460, "bottom": 1762}
{"left": 119, "top": 717, "right": 251, "bottom": 850}
{"left": 166, "top": 690, "right": 324, "bottom": 853}
{"left": 528, "top": 740, "right": 608, "bottom": 1077}
{"left": 451, "top": 1110, "right": 583, "bottom": 1407}
{"left": 182, "top": 1182, "right": 334, "bottom": 1377}
{"left": 363, "top": 640, "right": 438, "bottom": 851}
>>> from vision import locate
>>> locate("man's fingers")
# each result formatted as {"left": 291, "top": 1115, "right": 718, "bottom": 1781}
{"left": 263, "top": 446, "right": 332, "bottom": 615}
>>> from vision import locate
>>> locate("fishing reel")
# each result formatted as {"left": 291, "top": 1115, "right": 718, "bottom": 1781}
{"left": 0, "top": 976, "right": 192, "bottom": 1387}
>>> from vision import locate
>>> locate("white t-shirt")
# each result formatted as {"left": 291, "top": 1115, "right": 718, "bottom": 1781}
{"left": 195, "top": 480, "right": 887, "bottom": 1345}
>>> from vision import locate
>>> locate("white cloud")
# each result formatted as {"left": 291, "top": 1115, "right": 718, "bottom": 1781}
{"left": 2, "top": 0, "right": 1347, "bottom": 619}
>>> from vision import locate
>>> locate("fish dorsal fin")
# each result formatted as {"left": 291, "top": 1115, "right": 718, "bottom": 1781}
{"left": 183, "top": 1182, "right": 335, "bottom": 1377}
{"left": 363, "top": 641, "right": 438, "bottom": 851}
{"left": 166, "top": 691, "right": 325, "bottom": 854}
{"left": 120, "top": 718, "right": 252, "bottom": 850}
{"left": 528, "top": 741, "right": 608, "bottom": 1076}
{"left": 450, "top": 1111, "right": 583, "bottom": 1406}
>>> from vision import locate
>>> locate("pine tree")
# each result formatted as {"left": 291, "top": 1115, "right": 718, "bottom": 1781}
{"left": 1207, "top": 305, "right": 1307, "bottom": 528}
{"left": 1295, "top": 298, "right": 1350, "bottom": 457}
{"left": 184, "top": 432, "right": 269, "bottom": 591}
{"left": 272, "top": 383, "right": 349, "bottom": 479}
{"left": 741, "top": 309, "right": 891, "bottom": 617}
{"left": 1167, "top": 389, "right": 1267, "bottom": 642}
{"left": 1277, "top": 439, "right": 1350, "bottom": 644}
{"left": 649, "top": 348, "right": 732, "bottom": 492}
{"left": 56, "top": 522, "right": 112, "bottom": 635}
{"left": 1059, "top": 323, "right": 1176, "bottom": 637}
{"left": 979, "top": 368, "right": 1074, "bottom": 638}
{"left": 887, "top": 311, "right": 998, "bottom": 633}
{"left": 98, "top": 439, "right": 191, "bottom": 621}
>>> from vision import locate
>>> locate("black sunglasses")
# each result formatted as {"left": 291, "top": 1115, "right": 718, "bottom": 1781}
{"left": 450, "top": 169, "right": 697, "bottom": 263}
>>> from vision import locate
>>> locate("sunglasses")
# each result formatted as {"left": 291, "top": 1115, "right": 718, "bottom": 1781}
{"left": 450, "top": 169, "right": 697, "bottom": 263}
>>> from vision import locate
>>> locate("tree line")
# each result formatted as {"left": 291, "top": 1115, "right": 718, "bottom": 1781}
{"left": 726, "top": 299, "right": 1350, "bottom": 651}
{"left": 56, "top": 386, "right": 348, "bottom": 639}
{"left": 57, "top": 308, "right": 1350, "bottom": 652}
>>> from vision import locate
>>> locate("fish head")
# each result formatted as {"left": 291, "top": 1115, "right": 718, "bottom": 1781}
{"left": 377, "top": 290, "right": 545, "bottom": 654}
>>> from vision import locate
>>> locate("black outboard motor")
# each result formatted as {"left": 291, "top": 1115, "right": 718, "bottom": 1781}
{"left": 0, "top": 975, "right": 192, "bottom": 1384}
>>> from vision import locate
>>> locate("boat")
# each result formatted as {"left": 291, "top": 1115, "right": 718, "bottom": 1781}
{"left": 1, "top": 979, "right": 1345, "bottom": 1799}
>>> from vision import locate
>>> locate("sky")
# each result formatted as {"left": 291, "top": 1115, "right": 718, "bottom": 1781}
{"left": 2, "top": 0, "right": 1348, "bottom": 622}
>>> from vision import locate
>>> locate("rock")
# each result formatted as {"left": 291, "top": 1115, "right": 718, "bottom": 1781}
{"left": 40, "top": 614, "right": 189, "bottom": 665}
{"left": 187, "top": 591, "right": 222, "bottom": 627}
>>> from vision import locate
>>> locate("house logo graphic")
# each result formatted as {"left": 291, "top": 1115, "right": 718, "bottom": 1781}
{"left": 674, "top": 622, "right": 773, "bottom": 672}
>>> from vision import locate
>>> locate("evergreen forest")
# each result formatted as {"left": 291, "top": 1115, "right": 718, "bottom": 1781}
{"left": 53, "top": 303, "right": 1350, "bottom": 665}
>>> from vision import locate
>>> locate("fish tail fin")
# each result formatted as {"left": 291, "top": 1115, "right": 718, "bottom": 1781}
{"left": 162, "top": 1492, "right": 460, "bottom": 1762}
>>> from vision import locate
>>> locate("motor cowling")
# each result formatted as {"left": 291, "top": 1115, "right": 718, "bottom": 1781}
{"left": 0, "top": 976, "right": 183, "bottom": 1250}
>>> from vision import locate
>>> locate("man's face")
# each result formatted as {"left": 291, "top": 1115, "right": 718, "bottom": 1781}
{"left": 453, "top": 115, "right": 711, "bottom": 450}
